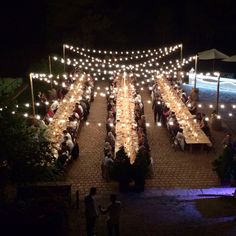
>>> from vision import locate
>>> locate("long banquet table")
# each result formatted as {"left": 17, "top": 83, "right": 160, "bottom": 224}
{"left": 46, "top": 74, "right": 86, "bottom": 144}
{"left": 115, "top": 74, "right": 139, "bottom": 163}
{"left": 156, "top": 76, "right": 212, "bottom": 151}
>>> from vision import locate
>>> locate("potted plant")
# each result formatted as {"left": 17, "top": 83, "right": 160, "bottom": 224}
{"left": 212, "top": 145, "right": 235, "bottom": 185}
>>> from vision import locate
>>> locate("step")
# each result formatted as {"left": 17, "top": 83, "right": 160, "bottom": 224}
{"left": 117, "top": 187, "right": 236, "bottom": 200}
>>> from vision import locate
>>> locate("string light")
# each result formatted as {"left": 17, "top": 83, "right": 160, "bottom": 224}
{"left": 64, "top": 43, "right": 182, "bottom": 60}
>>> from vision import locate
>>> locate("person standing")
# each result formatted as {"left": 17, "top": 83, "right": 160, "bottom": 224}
{"left": 152, "top": 96, "right": 163, "bottom": 123}
{"left": 84, "top": 187, "right": 98, "bottom": 236}
{"left": 99, "top": 194, "right": 121, "bottom": 236}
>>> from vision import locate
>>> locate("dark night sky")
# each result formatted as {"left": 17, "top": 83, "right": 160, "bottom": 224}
{"left": 1, "top": 0, "right": 236, "bottom": 77}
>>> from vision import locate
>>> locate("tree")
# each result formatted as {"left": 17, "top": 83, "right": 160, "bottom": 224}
{"left": 212, "top": 145, "right": 235, "bottom": 184}
{"left": 0, "top": 106, "right": 58, "bottom": 192}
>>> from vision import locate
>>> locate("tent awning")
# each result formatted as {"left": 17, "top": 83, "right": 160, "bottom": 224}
{"left": 223, "top": 55, "right": 236, "bottom": 62}
{"left": 198, "top": 49, "right": 229, "bottom": 60}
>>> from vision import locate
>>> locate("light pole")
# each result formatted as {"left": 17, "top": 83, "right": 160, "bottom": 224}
{"left": 29, "top": 73, "right": 35, "bottom": 117}
{"left": 63, "top": 44, "right": 66, "bottom": 73}
{"left": 180, "top": 44, "right": 183, "bottom": 63}
{"left": 194, "top": 55, "right": 198, "bottom": 89}
{"left": 48, "top": 55, "right": 53, "bottom": 88}
{"left": 48, "top": 55, "right": 52, "bottom": 74}
{"left": 215, "top": 72, "right": 221, "bottom": 114}
{"left": 178, "top": 44, "right": 183, "bottom": 82}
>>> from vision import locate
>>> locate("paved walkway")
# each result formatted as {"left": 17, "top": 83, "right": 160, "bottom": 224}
{"left": 66, "top": 81, "right": 117, "bottom": 198}
{"left": 64, "top": 80, "right": 236, "bottom": 236}
{"left": 66, "top": 81, "right": 222, "bottom": 199}
{"left": 141, "top": 87, "right": 219, "bottom": 189}
{"left": 69, "top": 186, "right": 236, "bottom": 236}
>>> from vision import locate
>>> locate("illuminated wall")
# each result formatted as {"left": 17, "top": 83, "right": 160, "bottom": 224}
{"left": 188, "top": 72, "right": 236, "bottom": 92}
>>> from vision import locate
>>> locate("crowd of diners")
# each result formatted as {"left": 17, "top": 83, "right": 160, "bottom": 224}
{"left": 31, "top": 73, "right": 95, "bottom": 170}
{"left": 54, "top": 76, "right": 94, "bottom": 169}
{"left": 151, "top": 75, "right": 211, "bottom": 151}
{"left": 102, "top": 75, "right": 151, "bottom": 182}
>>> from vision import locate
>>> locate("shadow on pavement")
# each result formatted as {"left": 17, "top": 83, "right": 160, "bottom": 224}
{"left": 195, "top": 196, "right": 236, "bottom": 218}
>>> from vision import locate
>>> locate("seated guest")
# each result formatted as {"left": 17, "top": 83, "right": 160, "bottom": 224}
{"left": 167, "top": 112, "right": 177, "bottom": 131}
{"left": 50, "top": 100, "right": 59, "bottom": 113}
{"left": 57, "top": 88, "right": 64, "bottom": 99}
{"left": 188, "top": 101, "right": 197, "bottom": 115}
{"left": 104, "top": 142, "right": 112, "bottom": 156}
{"left": 73, "top": 111, "right": 80, "bottom": 121}
{"left": 196, "top": 112, "right": 202, "bottom": 123}
{"left": 175, "top": 128, "right": 185, "bottom": 151}
{"left": 185, "top": 96, "right": 192, "bottom": 107}
{"left": 138, "top": 115, "right": 146, "bottom": 134}
{"left": 137, "top": 127, "right": 145, "bottom": 140}
{"left": 162, "top": 106, "right": 170, "bottom": 126}
{"left": 135, "top": 103, "right": 142, "bottom": 114}
{"left": 67, "top": 116, "right": 78, "bottom": 138}
{"left": 61, "top": 129, "right": 72, "bottom": 143}
{"left": 110, "top": 126, "right": 116, "bottom": 138}
{"left": 80, "top": 100, "right": 88, "bottom": 119}
{"left": 81, "top": 96, "right": 90, "bottom": 111}
{"left": 57, "top": 142, "right": 70, "bottom": 169}
{"left": 74, "top": 102, "right": 83, "bottom": 120}
{"left": 71, "top": 142, "right": 80, "bottom": 160}
{"left": 106, "top": 114, "right": 115, "bottom": 132}
{"left": 135, "top": 110, "right": 141, "bottom": 123}
{"left": 181, "top": 94, "right": 188, "bottom": 103}
{"left": 47, "top": 107, "right": 54, "bottom": 118}
{"left": 141, "top": 134, "right": 150, "bottom": 151}
{"left": 199, "top": 113, "right": 210, "bottom": 137}
{"left": 64, "top": 136, "right": 74, "bottom": 153}
{"left": 134, "top": 92, "right": 142, "bottom": 104}
{"left": 107, "top": 100, "right": 114, "bottom": 111}
{"left": 170, "top": 122, "right": 180, "bottom": 138}
{"left": 106, "top": 131, "right": 116, "bottom": 148}
{"left": 40, "top": 92, "right": 47, "bottom": 103}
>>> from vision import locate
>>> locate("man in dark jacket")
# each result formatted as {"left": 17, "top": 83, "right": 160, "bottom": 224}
{"left": 152, "top": 96, "right": 163, "bottom": 123}
{"left": 84, "top": 187, "right": 98, "bottom": 236}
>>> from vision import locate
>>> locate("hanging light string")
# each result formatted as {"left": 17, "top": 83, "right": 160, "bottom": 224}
{"left": 51, "top": 54, "right": 196, "bottom": 80}
{"left": 1, "top": 72, "right": 236, "bottom": 121}
{"left": 66, "top": 44, "right": 181, "bottom": 63}
{"left": 53, "top": 50, "right": 180, "bottom": 70}
{"left": 64, "top": 43, "right": 182, "bottom": 59}
{"left": 52, "top": 53, "right": 194, "bottom": 71}
{"left": 31, "top": 72, "right": 82, "bottom": 87}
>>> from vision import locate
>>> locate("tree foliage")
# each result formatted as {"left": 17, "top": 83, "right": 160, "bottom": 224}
{"left": 0, "top": 107, "right": 58, "bottom": 186}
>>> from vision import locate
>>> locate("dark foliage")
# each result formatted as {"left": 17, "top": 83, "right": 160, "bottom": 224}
{"left": 0, "top": 106, "right": 58, "bottom": 187}
{"left": 212, "top": 145, "right": 236, "bottom": 183}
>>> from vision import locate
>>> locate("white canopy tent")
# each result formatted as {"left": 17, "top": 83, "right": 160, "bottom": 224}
{"left": 223, "top": 55, "right": 236, "bottom": 62}
{"left": 193, "top": 49, "right": 229, "bottom": 115}
{"left": 193, "top": 49, "right": 229, "bottom": 88}
{"left": 198, "top": 48, "right": 229, "bottom": 60}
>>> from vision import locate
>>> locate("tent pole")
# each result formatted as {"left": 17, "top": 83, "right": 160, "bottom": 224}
{"left": 194, "top": 55, "right": 198, "bottom": 89}
{"left": 216, "top": 73, "right": 220, "bottom": 114}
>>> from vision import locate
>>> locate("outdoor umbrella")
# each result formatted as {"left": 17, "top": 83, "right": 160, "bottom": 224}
{"left": 198, "top": 48, "right": 229, "bottom": 72}
{"left": 198, "top": 48, "right": 229, "bottom": 60}
{"left": 193, "top": 49, "right": 229, "bottom": 88}
{"left": 194, "top": 49, "right": 229, "bottom": 115}
{"left": 222, "top": 55, "right": 236, "bottom": 62}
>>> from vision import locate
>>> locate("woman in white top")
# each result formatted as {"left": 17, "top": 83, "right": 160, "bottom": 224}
{"left": 175, "top": 128, "right": 185, "bottom": 151}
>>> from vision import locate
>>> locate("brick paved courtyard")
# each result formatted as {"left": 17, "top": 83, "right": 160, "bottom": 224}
{"left": 65, "top": 81, "right": 223, "bottom": 199}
